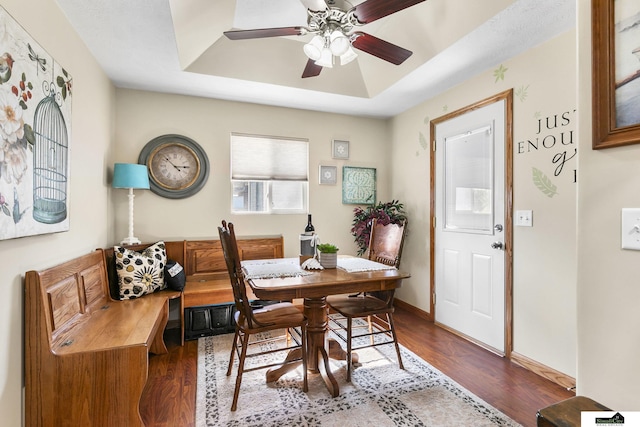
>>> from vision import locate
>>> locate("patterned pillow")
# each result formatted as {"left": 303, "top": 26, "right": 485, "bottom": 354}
{"left": 114, "top": 241, "right": 167, "bottom": 300}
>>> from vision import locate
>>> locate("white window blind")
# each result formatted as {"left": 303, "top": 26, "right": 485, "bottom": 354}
{"left": 231, "top": 134, "right": 308, "bottom": 181}
{"left": 231, "top": 133, "right": 308, "bottom": 214}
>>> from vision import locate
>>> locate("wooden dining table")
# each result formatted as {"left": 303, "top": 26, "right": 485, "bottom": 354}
{"left": 244, "top": 257, "right": 410, "bottom": 397}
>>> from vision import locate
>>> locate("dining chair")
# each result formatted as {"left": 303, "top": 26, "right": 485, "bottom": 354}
{"left": 218, "top": 220, "right": 308, "bottom": 411}
{"left": 327, "top": 218, "right": 407, "bottom": 381}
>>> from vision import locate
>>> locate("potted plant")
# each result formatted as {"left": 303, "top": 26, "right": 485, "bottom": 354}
{"left": 316, "top": 243, "right": 339, "bottom": 269}
{"left": 351, "top": 200, "right": 407, "bottom": 256}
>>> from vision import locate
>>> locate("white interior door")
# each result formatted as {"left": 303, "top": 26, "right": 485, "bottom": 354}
{"left": 434, "top": 99, "right": 506, "bottom": 354}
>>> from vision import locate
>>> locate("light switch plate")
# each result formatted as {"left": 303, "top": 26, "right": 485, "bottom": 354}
{"left": 515, "top": 210, "right": 533, "bottom": 227}
{"left": 621, "top": 208, "right": 640, "bottom": 250}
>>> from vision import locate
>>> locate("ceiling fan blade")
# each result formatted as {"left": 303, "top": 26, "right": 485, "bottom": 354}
{"left": 351, "top": 0, "right": 427, "bottom": 24}
{"left": 300, "top": 0, "right": 327, "bottom": 12}
{"left": 224, "top": 27, "right": 306, "bottom": 40}
{"left": 302, "top": 59, "right": 323, "bottom": 78}
{"left": 351, "top": 32, "right": 412, "bottom": 65}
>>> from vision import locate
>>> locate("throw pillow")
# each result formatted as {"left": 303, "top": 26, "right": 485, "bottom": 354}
{"left": 164, "top": 259, "right": 186, "bottom": 291}
{"left": 114, "top": 241, "right": 167, "bottom": 299}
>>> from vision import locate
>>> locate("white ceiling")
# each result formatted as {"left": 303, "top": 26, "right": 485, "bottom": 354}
{"left": 55, "top": 0, "right": 575, "bottom": 118}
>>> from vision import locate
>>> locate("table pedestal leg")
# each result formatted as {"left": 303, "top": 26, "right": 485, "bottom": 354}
{"left": 266, "top": 348, "right": 302, "bottom": 383}
{"left": 305, "top": 297, "right": 339, "bottom": 396}
{"left": 327, "top": 338, "right": 359, "bottom": 364}
{"left": 264, "top": 296, "right": 343, "bottom": 397}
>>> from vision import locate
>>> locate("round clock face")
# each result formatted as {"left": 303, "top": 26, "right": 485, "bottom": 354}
{"left": 148, "top": 143, "right": 200, "bottom": 191}
{"left": 139, "top": 134, "right": 209, "bottom": 199}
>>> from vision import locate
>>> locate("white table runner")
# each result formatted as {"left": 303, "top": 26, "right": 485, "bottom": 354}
{"left": 241, "top": 258, "right": 312, "bottom": 279}
{"left": 337, "top": 257, "right": 397, "bottom": 273}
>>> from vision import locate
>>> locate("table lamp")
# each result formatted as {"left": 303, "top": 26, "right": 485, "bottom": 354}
{"left": 112, "top": 163, "right": 150, "bottom": 245}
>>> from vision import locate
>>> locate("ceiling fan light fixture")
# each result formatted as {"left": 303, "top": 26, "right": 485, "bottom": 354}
{"left": 303, "top": 35, "right": 324, "bottom": 61}
{"left": 329, "top": 30, "right": 349, "bottom": 56}
{"left": 340, "top": 45, "right": 358, "bottom": 65}
{"left": 315, "top": 47, "right": 334, "bottom": 68}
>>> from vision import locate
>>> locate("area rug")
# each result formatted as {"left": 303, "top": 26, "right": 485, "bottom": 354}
{"left": 196, "top": 331, "right": 521, "bottom": 426}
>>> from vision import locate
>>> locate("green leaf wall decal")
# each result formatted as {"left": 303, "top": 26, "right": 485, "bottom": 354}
{"left": 419, "top": 132, "right": 428, "bottom": 150}
{"left": 493, "top": 64, "right": 508, "bottom": 82}
{"left": 515, "top": 84, "right": 529, "bottom": 102}
{"left": 532, "top": 167, "right": 558, "bottom": 198}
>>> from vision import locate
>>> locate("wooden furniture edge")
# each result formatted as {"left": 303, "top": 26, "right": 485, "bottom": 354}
{"left": 536, "top": 396, "right": 609, "bottom": 426}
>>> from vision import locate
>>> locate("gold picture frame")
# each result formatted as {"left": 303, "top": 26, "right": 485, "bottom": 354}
{"left": 592, "top": 0, "right": 640, "bottom": 149}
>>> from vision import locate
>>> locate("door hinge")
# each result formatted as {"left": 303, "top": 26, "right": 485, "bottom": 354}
{"left": 432, "top": 140, "right": 437, "bottom": 151}
{"left": 433, "top": 291, "right": 436, "bottom": 305}
{"left": 432, "top": 217, "right": 436, "bottom": 228}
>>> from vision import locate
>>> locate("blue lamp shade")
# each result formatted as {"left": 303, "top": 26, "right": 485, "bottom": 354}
{"left": 112, "top": 163, "right": 150, "bottom": 190}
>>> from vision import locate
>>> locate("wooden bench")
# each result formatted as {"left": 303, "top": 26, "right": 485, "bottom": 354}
{"left": 25, "top": 249, "right": 180, "bottom": 427}
{"left": 24, "top": 235, "right": 285, "bottom": 425}
{"left": 183, "top": 236, "right": 284, "bottom": 306}
{"left": 101, "top": 236, "right": 284, "bottom": 341}
{"left": 24, "top": 235, "right": 284, "bottom": 425}
{"left": 182, "top": 236, "right": 284, "bottom": 338}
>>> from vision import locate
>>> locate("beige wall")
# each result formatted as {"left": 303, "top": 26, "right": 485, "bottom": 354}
{"left": 390, "top": 30, "right": 578, "bottom": 377}
{"left": 577, "top": 2, "right": 640, "bottom": 410}
{"left": 113, "top": 89, "right": 390, "bottom": 257}
{"left": 6, "top": 0, "right": 639, "bottom": 422}
{"left": 0, "top": 0, "right": 115, "bottom": 425}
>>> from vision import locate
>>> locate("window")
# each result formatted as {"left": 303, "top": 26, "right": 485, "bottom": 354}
{"left": 231, "top": 133, "right": 308, "bottom": 214}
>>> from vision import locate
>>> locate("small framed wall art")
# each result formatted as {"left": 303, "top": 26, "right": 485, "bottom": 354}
{"left": 319, "top": 165, "right": 337, "bottom": 185}
{"left": 332, "top": 139, "right": 350, "bottom": 159}
{"left": 342, "top": 166, "right": 376, "bottom": 204}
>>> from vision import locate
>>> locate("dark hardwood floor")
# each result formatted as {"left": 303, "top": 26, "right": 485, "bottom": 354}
{"left": 141, "top": 306, "right": 574, "bottom": 426}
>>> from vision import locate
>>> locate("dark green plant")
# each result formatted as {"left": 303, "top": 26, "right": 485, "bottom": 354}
{"left": 351, "top": 200, "right": 407, "bottom": 256}
{"left": 317, "top": 243, "right": 339, "bottom": 253}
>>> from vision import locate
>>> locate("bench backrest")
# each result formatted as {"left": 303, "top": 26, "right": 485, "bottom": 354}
{"left": 101, "top": 237, "right": 284, "bottom": 299}
{"left": 185, "top": 236, "right": 284, "bottom": 279}
{"left": 25, "top": 250, "right": 110, "bottom": 347}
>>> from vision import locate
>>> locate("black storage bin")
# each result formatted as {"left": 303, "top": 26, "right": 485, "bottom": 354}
{"left": 184, "top": 300, "right": 285, "bottom": 341}
{"left": 185, "top": 303, "right": 236, "bottom": 340}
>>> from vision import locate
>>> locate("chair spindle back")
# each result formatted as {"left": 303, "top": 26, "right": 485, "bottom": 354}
{"left": 218, "top": 220, "right": 270, "bottom": 329}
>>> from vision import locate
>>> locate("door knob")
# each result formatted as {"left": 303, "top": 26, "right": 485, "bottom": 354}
{"left": 491, "top": 241, "right": 504, "bottom": 250}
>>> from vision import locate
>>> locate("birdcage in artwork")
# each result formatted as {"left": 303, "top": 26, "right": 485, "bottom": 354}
{"left": 32, "top": 88, "right": 68, "bottom": 224}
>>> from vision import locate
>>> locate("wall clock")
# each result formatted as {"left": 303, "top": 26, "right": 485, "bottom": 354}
{"left": 138, "top": 134, "right": 210, "bottom": 199}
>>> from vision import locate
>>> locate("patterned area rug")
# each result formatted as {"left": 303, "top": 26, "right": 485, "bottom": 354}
{"left": 196, "top": 331, "right": 521, "bottom": 426}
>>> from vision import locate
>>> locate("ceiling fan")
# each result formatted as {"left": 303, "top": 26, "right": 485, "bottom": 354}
{"left": 224, "top": 0, "right": 427, "bottom": 78}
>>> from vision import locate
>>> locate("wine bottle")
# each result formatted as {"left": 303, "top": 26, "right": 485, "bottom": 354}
{"left": 305, "top": 214, "right": 315, "bottom": 235}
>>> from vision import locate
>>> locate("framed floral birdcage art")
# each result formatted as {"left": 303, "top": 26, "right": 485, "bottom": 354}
{"left": 342, "top": 166, "right": 376, "bottom": 205}
{"left": 0, "top": 6, "right": 73, "bottom": 240}
{"left": 592, "top": 0, "right": 640, "bottom": 149}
